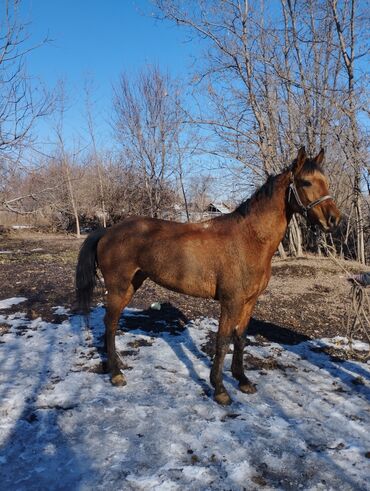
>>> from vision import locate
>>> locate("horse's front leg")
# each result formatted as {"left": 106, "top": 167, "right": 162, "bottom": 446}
{"left": 210, "top": 333, "right": 232, "bottom": 405}
{"left": 231, "top": 334, "right": 257, "bottom": 394}
{"left": 231, "top": 301, "right": 257, "bottom": 394}
{"left": 210, "top": 302, "right": 243, "bottom": 405}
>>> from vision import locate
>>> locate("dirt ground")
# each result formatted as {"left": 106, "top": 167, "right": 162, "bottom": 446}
{"left": 0, "top": 230, "right": 367, "bottom": 346}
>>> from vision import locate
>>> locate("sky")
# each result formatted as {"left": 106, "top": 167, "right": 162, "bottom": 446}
{"left": 21, "top": 0, "right": 198, "bottom": 150}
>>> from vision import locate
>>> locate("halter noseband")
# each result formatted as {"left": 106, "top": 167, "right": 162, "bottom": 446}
{"left": 288, "top": 175, "right": 332, "bottom": 217}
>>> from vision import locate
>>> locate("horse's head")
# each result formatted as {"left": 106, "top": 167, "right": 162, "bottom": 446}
{"left": 289, "top": 147, "right": 341, "bottom": 232}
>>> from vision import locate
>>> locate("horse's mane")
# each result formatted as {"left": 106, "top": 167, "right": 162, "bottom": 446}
{"left": 234, "top": 174, "right": 277, "bottom": 218}
{"left": 233, "top": 157, "right": 322, "bottom": 218}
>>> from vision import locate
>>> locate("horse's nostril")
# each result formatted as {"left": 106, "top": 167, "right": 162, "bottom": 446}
{"left": 328, "top": 214, "right": 338, "bottom": 229}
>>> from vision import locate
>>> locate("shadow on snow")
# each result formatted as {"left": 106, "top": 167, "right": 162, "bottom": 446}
{"left": 0, "top": 303, "right": 368, "bottom": 490}
{"left": 0, "top": 318, "right": 95, "bottom": 490}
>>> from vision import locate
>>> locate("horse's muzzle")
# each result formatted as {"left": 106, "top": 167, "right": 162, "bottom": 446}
{"left": 320, "top": 212, "right": 341, "bottom": 233}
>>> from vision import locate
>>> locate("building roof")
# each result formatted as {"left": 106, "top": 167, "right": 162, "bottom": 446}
{"left": 205, "top": 202, "right": 232, "bottom": 214}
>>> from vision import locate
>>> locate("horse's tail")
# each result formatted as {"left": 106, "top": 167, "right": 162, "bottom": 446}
{"left": 75, "top": 228, "right": 107, "bottom": 314}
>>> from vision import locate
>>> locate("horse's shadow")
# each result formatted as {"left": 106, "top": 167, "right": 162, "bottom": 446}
{"left": 119, "top": 302, "right": 213, "bottom": 395}
{"left": 90, "top": 302, "right": 369, "bottom": 401}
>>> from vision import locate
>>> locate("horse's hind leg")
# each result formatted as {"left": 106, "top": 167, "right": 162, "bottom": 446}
{"left": 104, "top": 286, "right": 133, "bottom": 386}
{"left": 104, "top": 271, "right": 147, "bottom": 386}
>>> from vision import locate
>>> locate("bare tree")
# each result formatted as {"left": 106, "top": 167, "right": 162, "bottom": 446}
{"left": 329, "top": 0, "right": 368, "bottom": 263}
{"left": 0, "top": 0, "right": 52, "bottom": 214}
{"left": 84, "top": 78, "right": 107, "bottom": 227}
{"left": 112, "top": 66, "right": 188, "bottom": 218}
{"left": 53, "top": 83, "right": 82, "bottom": 237}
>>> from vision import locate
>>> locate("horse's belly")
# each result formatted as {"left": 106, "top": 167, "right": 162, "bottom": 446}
{"left": 142, "top": 251, "right": 217, "bottom": 298}
{"left": 137, "top": 234, "right": 219, "bottom": 298}
{"left": 148, "top": 270, "right": 217, "bottom": 299}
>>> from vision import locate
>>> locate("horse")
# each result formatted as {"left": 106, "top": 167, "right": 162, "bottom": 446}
{"left": 76, "top": 147, "right": 341, "bottom": 405}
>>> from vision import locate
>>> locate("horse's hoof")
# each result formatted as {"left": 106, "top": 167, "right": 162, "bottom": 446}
{"left": 214, "top": 392, "right": 232, "bottom": 406}
{"left": 111, "top": 373, "right": 127, "bottom": 387}
{"left": 239, "top": 382, "right": 257, "bottom": 394}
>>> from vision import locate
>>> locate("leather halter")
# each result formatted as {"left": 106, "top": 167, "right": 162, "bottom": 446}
{"left": 288, "top": 175, "right": 332, "bottom": 217}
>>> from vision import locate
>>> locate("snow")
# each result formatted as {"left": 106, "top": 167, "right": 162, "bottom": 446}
{"left": 0, "top": 298, "right": 369, "bottom": 490}
{"left": 52, "top": 306, "right": 70, "bottom": 316}
{"left": 317, "top": 336, "right": 370, "bottom": 353}
{"left": 0, "top": 297, "right": 27, "bottom": 309}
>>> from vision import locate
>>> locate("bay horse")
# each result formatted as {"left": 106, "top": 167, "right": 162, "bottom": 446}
{"left": 76, "top": 147, "right": 340, "bottom": 405}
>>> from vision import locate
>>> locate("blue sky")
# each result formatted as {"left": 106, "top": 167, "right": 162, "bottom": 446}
{"left": 22, "top": 0, "right": 197, "bottom": 149}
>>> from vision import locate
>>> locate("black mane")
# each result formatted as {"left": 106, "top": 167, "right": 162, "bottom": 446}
{"left": 234, "top": 174, "right": 277, "bottom": 218}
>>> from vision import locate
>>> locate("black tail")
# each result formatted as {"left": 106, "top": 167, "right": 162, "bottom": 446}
{"left": 76, "top": 228, "right": 107, "bottom": 314}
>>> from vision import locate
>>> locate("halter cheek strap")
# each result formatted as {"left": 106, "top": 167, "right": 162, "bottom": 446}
{"left": 288, "top": 177, "right": 332, "bottom": 217}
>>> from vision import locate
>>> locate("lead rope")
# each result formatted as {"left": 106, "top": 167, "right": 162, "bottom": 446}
{"left": 318, "top": 241, "right": 370, "bottom": 361}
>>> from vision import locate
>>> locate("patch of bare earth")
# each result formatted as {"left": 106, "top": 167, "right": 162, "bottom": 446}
{"left": 0, "top": 231, "right": 366, "bottom": 349}
{"left": 257, "top": 257, "right": 360, "bottom": 340}
{"left": 0, "top": 231, "right": 81, "bottom": 324}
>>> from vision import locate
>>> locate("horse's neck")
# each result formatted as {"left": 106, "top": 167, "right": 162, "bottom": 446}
{"left": 241, "top": 171, "right": 292, "bottom": 253}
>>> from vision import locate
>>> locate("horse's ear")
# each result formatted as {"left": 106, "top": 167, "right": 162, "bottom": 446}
{"left": 315, "top": 148, "right": 325, "bottom": 166}
{"left": 292, "top": 146, "right": 306, "bottom": 175}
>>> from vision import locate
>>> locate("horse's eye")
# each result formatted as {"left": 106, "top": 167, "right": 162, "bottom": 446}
{"left": 299, "top": 179, "right": 312, "bottom": 187}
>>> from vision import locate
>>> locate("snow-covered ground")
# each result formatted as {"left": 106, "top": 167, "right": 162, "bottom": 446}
{"left": 0, "top": 297, "right": 369, "bottom": 491}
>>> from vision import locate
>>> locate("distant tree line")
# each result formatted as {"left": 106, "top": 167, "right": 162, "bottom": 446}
{"left": 0, "top": 0, "right": 369, "bottom": 263}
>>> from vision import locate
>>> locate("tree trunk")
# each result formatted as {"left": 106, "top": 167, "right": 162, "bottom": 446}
{"left": 278, "top": 242, "right": 287, "bottom": 259}
{"left": 64, "top": 161, "right": 80, "bottom": 238}
{"left": 354, "top": 193, "right": 365, "bottom": 264}
{"left": 288, "top": 216, "right": 303, "bottom": 257}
